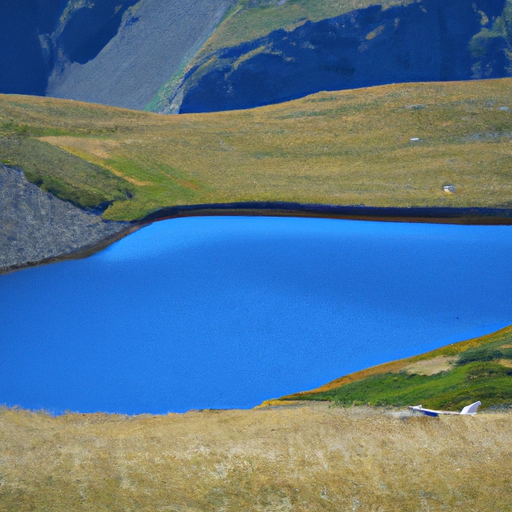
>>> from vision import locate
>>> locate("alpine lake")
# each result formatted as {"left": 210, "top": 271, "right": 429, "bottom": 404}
{"left": 2, "top": 216, "right": 512, "bottom": 414}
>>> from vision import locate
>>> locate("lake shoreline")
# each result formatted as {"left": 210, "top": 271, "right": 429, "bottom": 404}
{"left": 137, "top": 202, "right": 512, "bottom": 226}
{"left": 3, "top": 202, "right": 512, "bottom": 275}
{"left": 0, "top": 223, "right": 140, "bottom": 276}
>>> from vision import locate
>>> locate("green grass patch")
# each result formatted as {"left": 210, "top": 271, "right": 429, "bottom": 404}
{"left": 0, "top": 135, "right": 132, "bottom": 208}
{"left": 456, "top": 341, "right": 512, "bottom": 366}
{"left": 303, "top": 362, "right": 512, "bottom": 410}
{"left": 286, "top": 325, "right": 512, "bottom": 410}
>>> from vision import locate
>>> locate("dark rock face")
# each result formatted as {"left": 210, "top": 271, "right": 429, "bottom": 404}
{"left": 177, "top": 0, "right": 510, "bottom": 113}
{"left": 0, "top": 0, "right": 53, "bottom": 95}
{"left": 57, "top": 0, "right": 139, "bottom": 65}
{"left": 0, "top": 164, "right": 130, "bottom": 272}
{"left": 0, "top": 0, "right": 138, "bottom": 96}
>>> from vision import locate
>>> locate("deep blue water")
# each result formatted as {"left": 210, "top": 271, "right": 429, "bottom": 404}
{"left": 1, "top": 216, "right": 512, "bottom": 414}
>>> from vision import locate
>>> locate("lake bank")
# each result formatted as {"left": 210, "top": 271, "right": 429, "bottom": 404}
{"left": 3, "top": 200, "right": 512, "bottom": 275}
{"left": 138, "top": 202, "right": 512, "bottom": 226}
{"left": 269, "top": 323, "right": 512, "bottom": 411}
{"left": 0, "top": 164, "right": 132, "bottom": 275}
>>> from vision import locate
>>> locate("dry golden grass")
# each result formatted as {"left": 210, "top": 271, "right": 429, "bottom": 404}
{"left": 2, "top": 78, "right": 512, "bottom": 220}
{"left": 1, "top": 405, "right": 511, "bottom": 511}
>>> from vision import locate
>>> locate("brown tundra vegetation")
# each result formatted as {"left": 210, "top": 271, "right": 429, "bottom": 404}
{"left": 0, "top": 404, "right": 511, "bottom": 511}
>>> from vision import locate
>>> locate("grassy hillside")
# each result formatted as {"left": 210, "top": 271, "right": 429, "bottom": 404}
{"left": 277, "top": 325, "right": 512, "bottom": 411}
{"left": 1, "top": 78, "right": 512, "bottom": 220}
{"left": 1, "top": 405, "right": 512, "bottom": 511}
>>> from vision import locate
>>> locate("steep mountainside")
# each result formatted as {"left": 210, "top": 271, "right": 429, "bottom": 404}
{"left": 0, "top": 0, "right": 137, "bottom": 97}
{"left": 172, "top": 0, "right": 512, "bottom": 113}
{"left": 2, "top": 0, "right": 512, "bottom": 113}
{"left": 0, "top": 0, "right": 234, "bottom": 110}
{"left": 47, "top": 0, "right": 236, "bottom": 110}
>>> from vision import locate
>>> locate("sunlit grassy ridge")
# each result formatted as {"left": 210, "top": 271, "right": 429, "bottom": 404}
{"left": 1, "top": 405, "right": 512, "bottom": 511}
{"left": 1, "top": 78, "right": 512, "bottom": 220}
{"left": 199, "top": 0, "right": 418, "bottom": 57}
{"left": 278, "top": 325, "right": 512, "bottom": 410}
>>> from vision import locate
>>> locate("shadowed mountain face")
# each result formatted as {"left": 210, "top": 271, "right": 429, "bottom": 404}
{"left": 0, "top": 0, "right": 57, "bottom": 95}
{"left": 0, "top": 0, "right": 234, "bottom": 110}
{"left": 0, "top": 0, "right": 138, "bottom": 95}
{"left": 57, "top": 0, "right": 139, "bottom": 65}
{"left": 175, "top": 0, "right": 510, "bottom": 113}
{"left": 1, "top": 0, "right": 511, "bottom": 112}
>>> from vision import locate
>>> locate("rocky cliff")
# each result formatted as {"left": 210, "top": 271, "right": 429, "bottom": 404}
{"left": 173, "top": 0, "right": 511, "bottom": 113}
{"left": 0, "top": 164, "right": 130, "bottom": 272}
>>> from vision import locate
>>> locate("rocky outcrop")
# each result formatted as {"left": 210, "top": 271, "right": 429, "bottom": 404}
{"left": 175, "top": 0, "right": 510, "bottom": 113}
{"left": 0, "top": 165, "right": 130, "bottom": 272}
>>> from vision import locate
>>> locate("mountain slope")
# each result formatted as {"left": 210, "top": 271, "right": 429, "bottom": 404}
{"left": 3, "top": 0, "right": 512, "bottom": 113}
{"left": 0, "top": 0, "right": 138, "bottom": 97}
{"left": 172, "top": 0, "right": 512, "bottom": 113}
{"left": 0, "top": 0, "right": 235, "bottom": 110}
{"left": 48, "top": 0, "right": 235, "bottom": 110}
